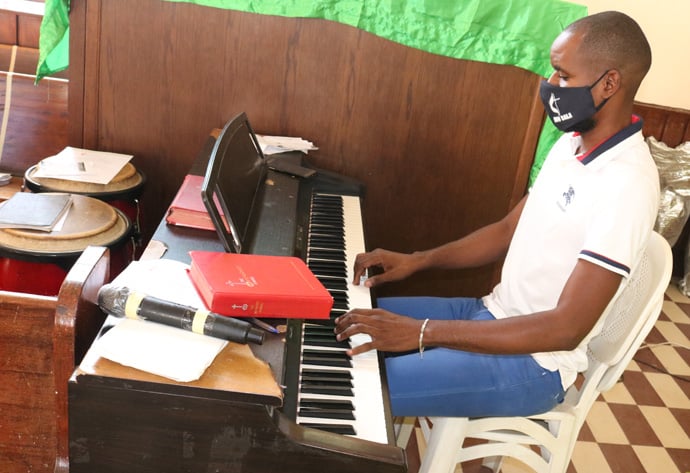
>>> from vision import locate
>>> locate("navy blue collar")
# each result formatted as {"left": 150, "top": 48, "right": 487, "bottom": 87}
{"left": 577, "top": 115, "right": 644, "bottom": 165}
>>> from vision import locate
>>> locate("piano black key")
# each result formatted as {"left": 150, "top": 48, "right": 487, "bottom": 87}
{"left": 299, "top": 399, "right": 356, "bottom": 420}
{"left": 303, "top": 334, "right": 350, "bottom": 349}
{"left": 308, "top": 249, "right": 347, "bottom": 260}
{"left": 309, "top": 233, "right": 343, "bottom": 242}
{"left": 317, "top": 278, "right": 348, "bottom": 291}
{"left": 303, "top": 324, "right": 336, "bottom": 333}
{"left": 302, "top": 349, "right": 352, "bottom": 368}
{"left": 312, "top": 196, "right": 344, "bottom": 207}
{"left": 301, "top": 368, "right": 353, "bottom": 384}
{"left": 308, "top": 261, "right": 347, "bottom": 273}
{"left": 330, "top": 309, "right": 347, "bottom": 319}
{"left": 298, "top": 423, "right": 357, "bottom": 436}
{"left": 298, "top": 408, "right": 355, "bottom": 420}
{"left": 309, "top": 234, "right": 344, "bottom": 246}
{"left": 299, "top": 398, "right": 355, "bottom": 410}
{"left": 310, "top": 217, "right": 343, "bottom": 226}
{"left": 300, "top": 378, "right": 355, "bottom": 397}
{"left": 310, "top": 269, "right": 347, "bottom": 279}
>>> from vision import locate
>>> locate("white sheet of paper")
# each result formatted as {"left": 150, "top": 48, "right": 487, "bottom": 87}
{"left": 32, "top": 146, "right": 133, "bottom": 185}
{"left": 109, "top": 258, "right": 205, "bottom": 307}
{"left": 93, "top": 259, "right": 227, "bottom": 382}
{"left": 256, "top": 134, "right": 317, "bottom": 155}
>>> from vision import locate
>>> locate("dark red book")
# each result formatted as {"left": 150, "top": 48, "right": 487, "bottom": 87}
{"left": 188, "top": 251, "right": 333, "bottom": 319}
{"left": 165, "top": 174, "right": 215, "bottom": 231}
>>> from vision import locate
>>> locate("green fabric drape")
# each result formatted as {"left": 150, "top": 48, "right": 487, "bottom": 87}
{"left": 36, "top": 0, "right": 70, "bottom": 82}
{"left": 37, "top": 0, "right": 587, "bottom": 182}
{"left": 166, "top": 0, "right": 584, "bottom": 78}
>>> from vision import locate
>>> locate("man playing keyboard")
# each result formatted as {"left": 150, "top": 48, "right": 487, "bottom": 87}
{"left": 334, "top": 11, "right": 658, "bottom": 417}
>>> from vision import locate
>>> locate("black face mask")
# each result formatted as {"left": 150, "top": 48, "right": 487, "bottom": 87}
{"left": 539, "top": 71, "right": 609, "bottom": 133}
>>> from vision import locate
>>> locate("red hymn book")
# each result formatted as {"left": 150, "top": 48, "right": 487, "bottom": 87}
{"left": 165, "top": 174, "right": 215, "bottom": 231}
{"left": 188, "top": 251, "right": 333, "bottom": 319}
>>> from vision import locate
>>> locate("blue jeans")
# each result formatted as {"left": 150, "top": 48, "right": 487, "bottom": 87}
{"left": 379, "top": 296, "right": 565, "bottom": 417}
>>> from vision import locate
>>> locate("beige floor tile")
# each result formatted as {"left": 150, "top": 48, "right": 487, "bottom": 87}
{"left": 654, "top": 320, "right": 690, "bottom": 348}
{"left": 633, "top": 445, "right": 683, "bottom": 473}
{"left": 585, "top": 401, "right": 629, "bottom": 444}
{"left": 601, "top": 379, "right": 636, "bottom": 404}
{"left": 623, "top": 358, "right": 643, "bottom": 373}
{"left": 570, "top": 441, "right": 613, "bottom": 473}
{"left": 639, "top": 405, "right": 690, "bottom": 449}
{"left": 654, "top": 374, "right": 690, "bottom": 406}
{"left": 647, "top": 345, "right": 690, "bottom": 376}
{"left": 662, "top": 300, "right": 690, "bottom": 324}
{"left": 664, "top": 283, "right": 690, "bottom": 303}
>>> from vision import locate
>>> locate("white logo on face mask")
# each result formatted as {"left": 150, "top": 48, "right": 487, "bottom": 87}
{"left": 548, "top": 93, "right": 561, "bottom": 115}
{"left": 548, "top": 93, "right": 573, "bottom": 123}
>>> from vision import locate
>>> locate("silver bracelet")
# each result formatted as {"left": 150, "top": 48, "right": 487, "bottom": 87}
{"left": 419, "top": 318, "right": 430, "bottom": 359}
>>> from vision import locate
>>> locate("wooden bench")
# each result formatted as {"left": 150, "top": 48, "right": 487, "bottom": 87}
{"left": 0, "top": 246, "right": 110, "bottom": 473}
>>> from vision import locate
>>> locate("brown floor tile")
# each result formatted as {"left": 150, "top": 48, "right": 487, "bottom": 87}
{"left": 633, "top": 345, "right": 665, "bottom": 375}
{"left": 677, "top": 321, "right": 690, "bottom": 340}
{"left": 598, "top": 443, "right": 648, "bottom": 473}
{"left": 675, "top": 374, "right": 690, "bottom": 400}
{"left": 623, "top": 370, "right": 666, "bottom": 406}
{"left": 644, "top": 324, "right": 668, "bottom": 345}
{"left": 676, "top": 344, "right": 690, "bottom": 369}
{"left": 669, "top": 407, "right": 690, "bottom": 440}
{"left": 608, "top": 403, "right": 661, "bottom": 446}
{"left": 677, "top": 302, "right": 690, "bottom": 317}
{"left": 667, "top": 447, "right": 690, "bottom": 473}
{"left": 577, "top": 421, "right": 595, "bottom": 442}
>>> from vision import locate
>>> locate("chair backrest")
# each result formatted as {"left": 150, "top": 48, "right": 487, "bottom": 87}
{"left": 587, "top": 231, "right": 672, "bottom": 392}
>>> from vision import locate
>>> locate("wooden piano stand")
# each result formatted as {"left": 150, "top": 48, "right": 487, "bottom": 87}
{"left": 0, "top": 245, "right": 110, "bottom": 473}
{"left": 67, "top": 139, "right": 407, "bottom": 472}
{"left": 69, "top": 339, "right": 406, "bottom": 473}
{"left": 67, "top": 263, "right": 405, "bottom": 472}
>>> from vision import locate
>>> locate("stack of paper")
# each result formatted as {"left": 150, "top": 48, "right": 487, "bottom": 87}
{"left": 0, "top": 192, "right": 72, "bottom": 232}
{"left": 91, "top": 259, "right": 227, "bottom": 382}
{"left": 256, "top": 134, "right": 318, "bottom": 155}
{"left": 31, "top": 147, "right": 133, "bottom": 185}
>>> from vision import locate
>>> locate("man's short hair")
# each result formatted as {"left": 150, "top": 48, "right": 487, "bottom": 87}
{"left": 567, "top": 11, "right": 651, "bottom": 94}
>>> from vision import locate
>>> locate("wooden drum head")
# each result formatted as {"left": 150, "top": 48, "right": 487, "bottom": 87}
{"left": 24, "top": 162, "right": 144, "bottom": 198}
{"left": 0, "top": 194, "right": 131, "bottom": 257}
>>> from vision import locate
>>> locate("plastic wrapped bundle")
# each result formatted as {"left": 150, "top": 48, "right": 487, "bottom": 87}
{"left": 647, "top": 137, "right": 690, "bottom": 294}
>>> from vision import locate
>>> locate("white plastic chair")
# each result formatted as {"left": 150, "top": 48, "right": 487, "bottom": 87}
{"left": 395, "top": 231, "right": 673, "bottom": 473}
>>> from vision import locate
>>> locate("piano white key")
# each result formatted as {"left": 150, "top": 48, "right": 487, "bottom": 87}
{"left": 298, "top": 193, "right": 389, "bottom": 444}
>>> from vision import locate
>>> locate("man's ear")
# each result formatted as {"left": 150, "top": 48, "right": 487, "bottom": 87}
{"left": 602, "top": 69, "right": 621, "bottom": 98}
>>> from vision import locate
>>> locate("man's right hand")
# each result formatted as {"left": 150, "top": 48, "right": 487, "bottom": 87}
{"left": 353, "top": 249, "right": 422, "bottom": 287}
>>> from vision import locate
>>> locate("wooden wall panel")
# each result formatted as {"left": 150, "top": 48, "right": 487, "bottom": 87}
{"left": 634, "top": 101, "right": 690, "bottom": 148}
{"left": 69, "top": 0, "right": 545, "bottom": 298}
{"left": 17, "top": 14, "right": 41, "bottom": 48}
{"left": 0, "top": 11, "right": 17, "bottom": 44}
{"left": 0, "top": 73, "right": 68, "bottom": 174}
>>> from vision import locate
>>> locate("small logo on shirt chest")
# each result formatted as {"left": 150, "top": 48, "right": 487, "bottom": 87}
{"left": 557, "top": 186, "right": 575, "bottom": 211}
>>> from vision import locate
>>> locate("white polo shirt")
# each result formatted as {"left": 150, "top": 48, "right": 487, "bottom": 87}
{"left": 482, "top": 117, "right": 660, "bottom": 389}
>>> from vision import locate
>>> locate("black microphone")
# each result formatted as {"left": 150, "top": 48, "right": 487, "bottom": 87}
{"left": 97, "top": 284, "right": 265, "bottom": 345}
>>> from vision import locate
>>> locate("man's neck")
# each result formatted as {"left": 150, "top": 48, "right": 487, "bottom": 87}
{"left": 578, "top": 115, "right": 632, "bottom": 154}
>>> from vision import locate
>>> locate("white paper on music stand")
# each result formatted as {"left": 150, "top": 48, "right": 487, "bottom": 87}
{"left": 92, "top": 258, "right": 227, "bottom": 382}
{"left": 256, "top": 134, "right": 318, "bottom": 155}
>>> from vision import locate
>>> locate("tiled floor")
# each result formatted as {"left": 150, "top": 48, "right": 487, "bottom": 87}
{"left": 405, "top": 282, "right": 690, "bottom": 473}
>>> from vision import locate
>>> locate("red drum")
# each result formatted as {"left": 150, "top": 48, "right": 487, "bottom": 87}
{"left": 24, "top": 162, "right": 145, "bottom": 245}
{"left": 0, "top": 194, "right": 133, "bottom": 296}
